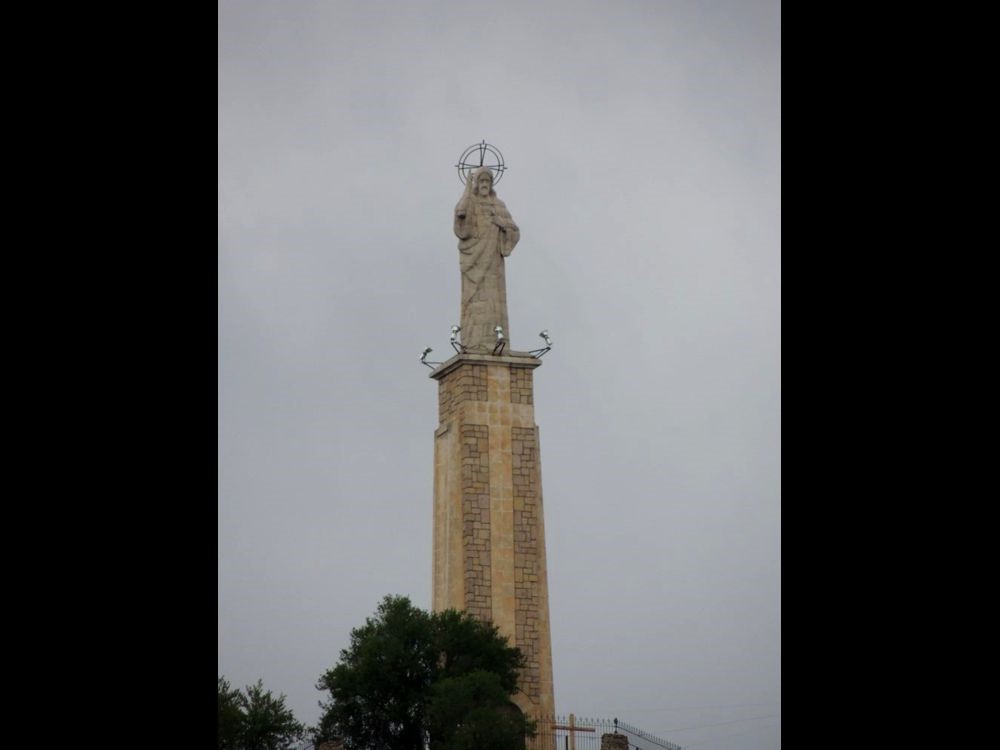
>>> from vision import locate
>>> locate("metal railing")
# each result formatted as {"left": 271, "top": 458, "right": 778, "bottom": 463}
{"left": 528, "top": 715, "right": 682, "bottom": 750}
{"left": 297, "top": 714, "right": 682, "bottom": 750}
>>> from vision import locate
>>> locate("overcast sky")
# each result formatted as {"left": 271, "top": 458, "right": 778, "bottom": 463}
{"left": 219, "top": 2, "right": 780, "bottom": 748}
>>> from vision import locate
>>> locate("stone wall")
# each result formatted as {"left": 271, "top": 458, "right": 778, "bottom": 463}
{"left": 510, "top": 366, "right": 534, "bottom": 404}
{"left": 439, "top": 363, "right": 488, "bottom": 423}
{"left": 512, "top": 425, "right": 541, "bottom": 700}
{"left": 461, "top": 423, "right": 492, "bottom": 620}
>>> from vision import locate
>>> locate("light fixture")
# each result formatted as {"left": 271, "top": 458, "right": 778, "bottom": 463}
{"left": 492, "top": 325, "right": 505, "bottom": 355}
{"left": 529, "top": 329, "right": 552, "bottom": 358}
{"left": 420, "top": 346, "right": 442, "bottom": 369}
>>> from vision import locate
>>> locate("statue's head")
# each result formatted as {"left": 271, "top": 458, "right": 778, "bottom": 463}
{"left": 471, "top": 167, "right": 495, "bottom": 198}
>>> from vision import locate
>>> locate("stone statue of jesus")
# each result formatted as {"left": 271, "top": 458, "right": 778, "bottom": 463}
{"left": 454, "top": 167, "right": 520, "bottom": 352}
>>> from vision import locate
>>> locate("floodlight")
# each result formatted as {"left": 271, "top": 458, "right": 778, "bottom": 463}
{"left": 420, "top": 346, "right": 442, "bottom": 369}
{"left": 529, "top": 329, "right": 552, "bottom": 358}
{"left": 449, "top": 325, "right": 463, "bottom": 353}
{"left": 491, "top": 326, "right": 506, "bottom": 355}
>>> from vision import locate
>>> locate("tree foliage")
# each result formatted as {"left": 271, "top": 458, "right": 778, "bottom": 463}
{"left": 219, "top": 677, "right": 244, "bottom": 750}
{"left": 426, "top": 670, "right": 530, "bottom": 750}
{"left": 314, "top": 595, "right": 531, "bottom": 750}
{"left": 218, "top": 676, "right": 305, "bottom": 750}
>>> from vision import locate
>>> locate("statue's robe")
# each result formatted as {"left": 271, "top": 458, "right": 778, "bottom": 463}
{"left": 454, "top": 193, "right": 520, "bottom": 351}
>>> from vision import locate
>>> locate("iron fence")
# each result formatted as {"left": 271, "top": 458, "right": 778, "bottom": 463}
{"left": 528, "top": 715, "right": 682, "bottom": 750}
{"left": 294, "top": 714, "right": 683, "bottom": 750}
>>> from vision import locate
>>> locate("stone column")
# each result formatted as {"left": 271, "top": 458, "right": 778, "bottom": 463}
{"left": 431, "top": 351, "right": 554, "bottom": 720}
{"left": 601, "top": 734, "right": 629, "bottom": 750}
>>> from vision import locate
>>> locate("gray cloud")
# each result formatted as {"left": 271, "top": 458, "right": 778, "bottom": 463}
{"left": 219, "top": 2, "right": 780, "bottom": 748}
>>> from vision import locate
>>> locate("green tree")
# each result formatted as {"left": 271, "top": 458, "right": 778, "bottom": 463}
{"left": 219, "top": 677, "right": 244, "bottom": 750}
{"left": 314, "top": 595, "right": 531, "bottom": 750}
{"left": 426, "top": 670, "right": 531, "bottom": 750}
{"left": 218, "top": 676, "right": 306, "bottom": 750}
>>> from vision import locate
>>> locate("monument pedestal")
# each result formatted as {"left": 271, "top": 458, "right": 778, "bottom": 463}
{"left": 430, "top": 351, "right": 555, "bottom": 720}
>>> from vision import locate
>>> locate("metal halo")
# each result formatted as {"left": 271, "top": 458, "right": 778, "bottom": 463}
{"left": 456, "top": 140, "right": 507, "bottom": 185}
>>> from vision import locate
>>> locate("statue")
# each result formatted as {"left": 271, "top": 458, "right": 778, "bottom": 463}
{"left": 454, "top": 167, "right": 520, "bottom": 352}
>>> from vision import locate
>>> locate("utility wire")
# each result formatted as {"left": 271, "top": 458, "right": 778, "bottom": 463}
{"left": 601, "top": 702, "right": 780, "bottom": 714}
{"left": 659, "top": 713, "right": 781, "bottom": 734}
{"left": 679, "top": 719, "right": 780, "bottom": 748}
